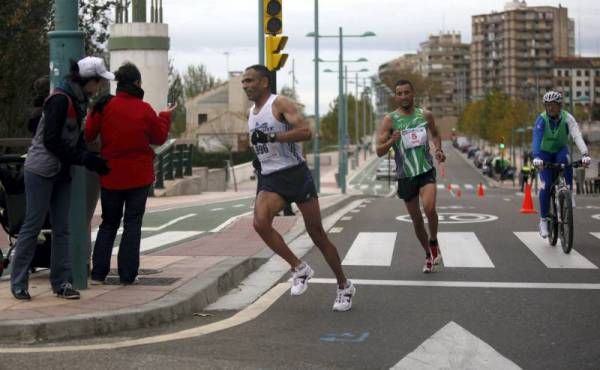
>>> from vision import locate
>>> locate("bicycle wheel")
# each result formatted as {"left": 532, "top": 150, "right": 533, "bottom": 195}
{"left": 559, "top": 190, "right": 574, "bottom": 254}
{"left": 548, "top": 190, "right": 558, "bottom": 246}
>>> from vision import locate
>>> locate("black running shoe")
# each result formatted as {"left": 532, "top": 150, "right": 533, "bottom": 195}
{"left": 55, "top": 284, "right": 80, "bottom": 299}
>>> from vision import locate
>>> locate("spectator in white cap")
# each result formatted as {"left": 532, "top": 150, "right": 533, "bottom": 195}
{"left": 10, "top": 56, "right": 114, "bottom": 301}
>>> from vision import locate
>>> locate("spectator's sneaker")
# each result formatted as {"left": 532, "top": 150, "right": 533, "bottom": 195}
{"left": 332, "top": 281, "right": 356, "bottom": 312}
{"left": 423, "top": 256, "right": 433, "bottom": 273}
{"left": 11, "top": 288, "right": 31, "bottom": 300}
{"left": 429, "top": 240, "right": 442, "bottom": 265}
{"left": 290, "top": 262, "right": 314, "bottom": 296}
{"left": 55, "top": 284, "right": 80, "bottom": 300}
{"left": 539, "top": 219, "right": 549, "bottom": 239}
{"left": 120, "top": 276, "right": 140, "bottom": 286}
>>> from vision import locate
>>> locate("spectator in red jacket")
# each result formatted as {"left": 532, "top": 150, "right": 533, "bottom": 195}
{"left": 85, "top": 62, "right": 177, "bottom": 285}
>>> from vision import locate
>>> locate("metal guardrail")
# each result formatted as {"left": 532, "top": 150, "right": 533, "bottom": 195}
{"left": 150, "top": 138, "right": 194, "bottom": 196}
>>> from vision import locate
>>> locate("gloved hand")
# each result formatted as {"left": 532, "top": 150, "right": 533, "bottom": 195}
{"left": 251, "top": 129, "right": 269, "bottom": 145}
{"left": 82, "top": 152, "right": 110, "bottom": 176}
{"left": 252, "top": 158, "right": 262, "bottom": 172}
{"left": 582, "top": 155, "right": 591, "bottom": 167}
{"left": 532, "top": 158, "right": 543, "bottom": 167}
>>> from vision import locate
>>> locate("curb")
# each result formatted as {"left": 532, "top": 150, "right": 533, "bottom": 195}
{"left": 0, "top": 193, "right": 362, "bottom": 344}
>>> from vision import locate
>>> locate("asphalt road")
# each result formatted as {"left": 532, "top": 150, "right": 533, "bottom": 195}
{"left": 2, "top": 147, "right": 600, "bottom": 369}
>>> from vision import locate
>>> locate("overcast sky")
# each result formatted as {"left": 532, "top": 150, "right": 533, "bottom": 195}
{"left": 163, "top": 0, "right": 600, "bottom": 115}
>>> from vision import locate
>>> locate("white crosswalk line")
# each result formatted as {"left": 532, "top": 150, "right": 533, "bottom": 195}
{"left": 375, "top": 184, "right": 383, "bottom": 190}
{"left": 112, "top": 231, "right": 204, "bottom": 255}
{"left": 437, "top": 184, "right": 444, "bottom": 190}
{"left": 342, "top": 232, "right": 396, "bottom": 266}
{"left": 437, "top": 232, "right": 494, "bottom": 268}
{"left": 329, "top": 227, "right": 343, "bottom": 233}
{"left": 591, "top": 232, "right": 600, "bottom": 240}
{"left": 514, "top": 232, "right": 598, "bottom": 269}
{"left": 464, "top": 184, "right": 474, "bottom": 190}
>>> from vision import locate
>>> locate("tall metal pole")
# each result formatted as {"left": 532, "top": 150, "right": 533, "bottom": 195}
{"left": 354, "top": 72, "right": 359, "bottom": 147}
{"left": 259, "top": 0, "right": 264, "bottom": 65}
{"left": 344, "top": 64, "right": 349, "bottom": 178}
{"left": 49, "top": 0, "right": 87, "bottom": 289}
{"left": 312, "top": 0, "right": 320, "bottom": 192}
{"left": 362, "top": 78, "right": 367, "bottom": 159}
{"left": 337, "top": 27, "right": 345, "bottom": 193}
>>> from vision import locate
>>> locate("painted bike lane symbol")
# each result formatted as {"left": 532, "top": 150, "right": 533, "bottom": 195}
{"left": 396, "top": 212, "right": 498, "bottom": 224}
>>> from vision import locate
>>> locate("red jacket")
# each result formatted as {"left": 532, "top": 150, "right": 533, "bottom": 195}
{"left": 85, "top": 91, "right": 171, "bottom": 190}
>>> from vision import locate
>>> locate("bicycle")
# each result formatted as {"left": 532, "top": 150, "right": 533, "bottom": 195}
{"left": 542, "top": 160, "right": 583, "bottom": 254}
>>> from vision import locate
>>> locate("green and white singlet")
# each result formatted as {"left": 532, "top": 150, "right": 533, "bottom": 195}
{"left": 389, "top": 107, "right": 433, "bottom": 178}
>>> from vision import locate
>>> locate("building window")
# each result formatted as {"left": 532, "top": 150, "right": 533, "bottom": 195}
{"left": 565, "top": 70, "right": 570, "bottom": 77}
{"left": 585, "top": 81, "right": 590, "bottom": 87}
{"left": 197, "top": 113, "right": 208, "bottom": 125}
{"left": 557, "top": 70, "right": 562, "bottom": 77}
{"left": 584, "top": 70, "right": 590, "bottom": 77}
{"left": 576, "top": 81, "right": 582, "bottom": 87}
{"left": 577, "top": 70, "right": 582, "bottom": 77}
{"left": 576, "top": 91, "right": 582, "bottom": 97}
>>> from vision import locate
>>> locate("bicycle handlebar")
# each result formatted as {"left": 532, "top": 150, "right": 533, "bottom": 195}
{"left": 541, "top": 160, "right": 583, "bottom": 170}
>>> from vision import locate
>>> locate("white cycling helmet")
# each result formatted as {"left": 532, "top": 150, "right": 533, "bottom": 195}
{"left": 543, "top": 91, "right": 563, "bottom": 104}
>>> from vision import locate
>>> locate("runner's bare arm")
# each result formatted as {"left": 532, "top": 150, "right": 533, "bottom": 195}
{"left": 271, "top": 95, "right": 312, "bottom": 143}
{"left": 425, "top": 110, "right": 445, "bottom": 163}
{"left": 376, "top": 115, "right": 401, "bottom": 157}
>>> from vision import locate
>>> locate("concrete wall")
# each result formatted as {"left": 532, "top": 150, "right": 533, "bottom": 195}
{"left": 109, "top": 23, "right": 169, "bottom": 113}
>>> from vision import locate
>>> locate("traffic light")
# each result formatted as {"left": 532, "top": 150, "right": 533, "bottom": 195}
{"left": 499, "top": 136, "right": 505, "bottom": 150}
{"left": 266, "top": 35, "right": 288, "bottom": 71}
{"left": 264, "top": 0, "right": 283, "bottom": 35}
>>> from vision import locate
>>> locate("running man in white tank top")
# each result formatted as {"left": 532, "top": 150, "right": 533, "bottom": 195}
{"left": 242, "top": 65, "right": 355, "bottom": 311}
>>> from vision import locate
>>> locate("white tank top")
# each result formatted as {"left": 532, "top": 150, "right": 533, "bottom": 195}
{"left": 248, "top": 94, "right": 304, "bottom": 175}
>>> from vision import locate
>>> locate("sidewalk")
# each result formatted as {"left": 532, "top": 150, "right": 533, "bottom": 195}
{"left": 0, "top": 154, "right": 378, "bottom": 344}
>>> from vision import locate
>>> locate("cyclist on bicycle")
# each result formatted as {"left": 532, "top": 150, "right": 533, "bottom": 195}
{"left": 532, "top": 91, "right": 591, "bottom": 238}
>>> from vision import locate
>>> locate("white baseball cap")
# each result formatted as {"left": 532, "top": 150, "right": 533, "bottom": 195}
{"left": 77, "top": 57, "right": 115, "bottom": 80}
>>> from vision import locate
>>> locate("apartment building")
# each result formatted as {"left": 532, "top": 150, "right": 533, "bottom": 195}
{"left": 471, "top": 0, "right": 575, "bottom": 100}
{"left": 418, "top": 32, "right": 470, "bottom": 116}
{"left": 553, "top": 57, "right": 600, "bottom": 110}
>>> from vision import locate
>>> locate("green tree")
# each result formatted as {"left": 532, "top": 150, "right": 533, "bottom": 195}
{"left": 319, "top": 93, "right": 375, "bottom": 149}
{"left": 0, "top": 0, "right": 118, "bottom": 138}
{"left": 183, "top": 64, "right": 221, "bottom": 99}
{"left": 167, "top": 59, "right": 186, "bottom": 137}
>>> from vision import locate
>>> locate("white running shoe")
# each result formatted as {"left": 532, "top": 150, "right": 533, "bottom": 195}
{"left": 290, "top": 262, "right": 314, "bottom": 296}
{"left": 539, "top": 218, "right": 549, "bottom": 239}
{"left": 571, "top": 193, "right": 576, "bottom": 208}
{"left": 332, "top": 280, "right": 356, "bottom": 312}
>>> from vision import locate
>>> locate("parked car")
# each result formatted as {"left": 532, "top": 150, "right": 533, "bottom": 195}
{"left": 467, "top": 147, "right": 479, "bottom": 158}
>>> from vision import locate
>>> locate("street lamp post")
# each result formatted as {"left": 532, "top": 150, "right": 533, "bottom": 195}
{"left": 306, "top": 28, "right": 375, "bottom": 194}
{"left": 313, "top": 0, "right": 320, "bottom": 192}
{"left": 49, "top": 0, "right": 87, "bottom": 289}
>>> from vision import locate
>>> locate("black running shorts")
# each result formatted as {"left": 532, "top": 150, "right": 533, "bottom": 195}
{"left": 257, "top": 162, "right": 318, "bottom": 204}
{"left": 396, "top": 168, "right": 436, "bottom": 201}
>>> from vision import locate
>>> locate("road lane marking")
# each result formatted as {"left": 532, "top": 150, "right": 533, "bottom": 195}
{"left": 514, "top": 232, "right": 598, "bottom": 269}
{"left": 92, "top": 214, "right": 197, "bottom": 241}
{"left": 437, "top": 232, "right": 494, "bottom": 268}
{"left": 0, "top": 283, "right": 289, "bottom": 353}
{"left": 591, "top": 232, "right": 600, "bottom": 240}
{"left": 210, "top": 207, "right": 224, "bottom": 211}
{"left": 210, "top": 211, "right": 253, "bottom": 232}
{"left": 341, "top": 216, "right": 353, "bottom": 221}
{"left": 464, "top": 184, "right": 474, "bottom": 190}
{"left": 112, "top": 231, "right": 204, "bottom": 255}
{"left": 437, "top": 184, "right": 444, "bottom": 190}
{"left": 342, "top": 232, "right": 396, "bottom": 266}
{"left": 310, "top": 278, "right": 600, "bottom": 290}
{"left": 329, "top": 227, "right": 343, "bottom": 233}
{"left": 391, "top": 321, "right": 521, "bottom": 370}
{"left": 232, "top": 204, "right": 245, "bottom": 208}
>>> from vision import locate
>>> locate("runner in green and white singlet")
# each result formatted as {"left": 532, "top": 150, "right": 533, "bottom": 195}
{"left": 388, "top": 107, "right": 434, "bottom": 178}
{"left": 376, "top": 79, "right": 446, "bottom": 274}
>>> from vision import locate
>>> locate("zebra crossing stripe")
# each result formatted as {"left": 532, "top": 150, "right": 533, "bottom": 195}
{"left": 591, "top": 232, "right": 600, "bottom": 240}
{"left": 464, "top": 184, "right": 474, "bottom": 190}
{"left": 437, "top": 184, "right": 444, "bottom": 190}
{"left": 437, "top": 232, "right": 494, "bottom": 268}
{"left": 342, "top": 232, "right": 396, "bottom": 266}
{"left": 514, "top": 232, "right": 598, "bottom": 269}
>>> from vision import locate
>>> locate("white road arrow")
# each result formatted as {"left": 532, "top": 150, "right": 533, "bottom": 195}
{"left": 391, "top": 321, "right": 521, "bottom": 370}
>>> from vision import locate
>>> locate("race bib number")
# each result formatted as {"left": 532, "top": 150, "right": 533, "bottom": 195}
{"left": 401, "top": 127, "right": 427, "bottom": 149}
{"left": 255, "top": 143, "right": 277, "bottom": 160}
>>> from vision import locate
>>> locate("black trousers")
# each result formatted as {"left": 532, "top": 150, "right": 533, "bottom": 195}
{"left": 91, "top": 185, "right": 149, "bottom": 283}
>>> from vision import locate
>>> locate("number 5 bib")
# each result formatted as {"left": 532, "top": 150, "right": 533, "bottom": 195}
{"left": 401, "top": 127, "right": 427, "bottom": 149}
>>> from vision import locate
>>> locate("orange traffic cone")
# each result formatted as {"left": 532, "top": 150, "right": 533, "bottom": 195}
{"left": 520, "top": 183, "right": 536, "bottom": 214}
{"left": 440, "top": 165, "right": 446, "bottom": 178}
{"left": 447, "top": 183, "right": 452, "bottom": 191}
{"left": 456, "top": 189, "right": 462, "bottom": 198}
{"left": 477, "top": 183, "right": 485, "bottom": 197}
